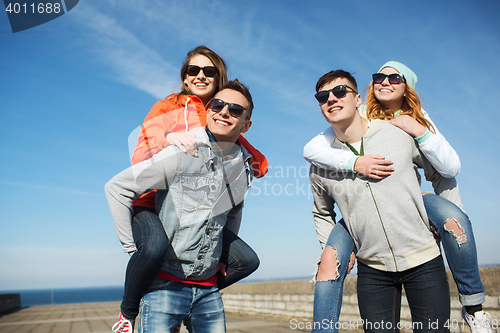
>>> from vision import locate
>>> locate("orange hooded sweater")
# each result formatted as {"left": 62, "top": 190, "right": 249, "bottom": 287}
{"left": 132, "top": 94, "right": 269, "bottom": 209}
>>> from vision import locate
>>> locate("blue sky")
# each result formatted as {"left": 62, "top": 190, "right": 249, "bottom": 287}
{"left": 1, "top": 0, "right": 499, "bottom": 290}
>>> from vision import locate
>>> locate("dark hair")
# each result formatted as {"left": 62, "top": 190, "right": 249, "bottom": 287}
{"left": 316, "top": 70, "right": 358, "bottom": 93}
{"left": 176, "top": 45, "right": 228, "bottom": 103}
{"left": 221, "top": 79, "right": 254, "bottom": 119}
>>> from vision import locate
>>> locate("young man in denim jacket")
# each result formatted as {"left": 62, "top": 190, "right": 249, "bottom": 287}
{"left": 105, "top": 79, "right": 254, "bottom": 332}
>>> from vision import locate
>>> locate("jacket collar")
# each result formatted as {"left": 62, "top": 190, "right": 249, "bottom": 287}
{"left": 193, "top": 128, "right": 252, "bottom": 177}
{"left": 204, "top": 127, "right": 251, "bottom": 160}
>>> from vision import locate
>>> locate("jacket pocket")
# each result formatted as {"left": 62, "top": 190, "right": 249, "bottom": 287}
{"left": 179, "top": 175, "right": 212, "bottom": 212}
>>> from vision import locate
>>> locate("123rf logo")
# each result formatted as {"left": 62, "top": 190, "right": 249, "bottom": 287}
{"left": 4, "top": 0, "right": 79, "bottom": 33}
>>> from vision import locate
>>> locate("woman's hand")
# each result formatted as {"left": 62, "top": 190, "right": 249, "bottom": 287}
{"left": 166, "top": 132, "right": 198, "bottom": 156}
{"left": 389, "top": 115, "right": 426, "bottom": 138}
{"left": 354, "top": 155, "right": 394, "bottom": 180}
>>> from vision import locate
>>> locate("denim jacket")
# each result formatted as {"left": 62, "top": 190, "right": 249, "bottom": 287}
{"left": 105, "top": 127, "right": 253, "bottom": 280}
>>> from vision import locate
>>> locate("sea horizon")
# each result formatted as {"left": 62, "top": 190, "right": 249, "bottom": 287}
{"left": 0, "top": 275, "right": 316, "bottom": 308}
{"left": 0, "top": 286, "right": 125, "bottom": 308}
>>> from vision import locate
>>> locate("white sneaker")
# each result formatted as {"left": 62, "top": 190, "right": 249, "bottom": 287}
{"left": 462, "top": 307, "right": 493, "bottom": 333}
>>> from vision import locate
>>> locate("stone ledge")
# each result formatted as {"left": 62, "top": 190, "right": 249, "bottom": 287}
{"left": 221, "top": 266, "right": 500, "bottom": 333}
{"left": 0, "top": 294, "right": 21, "bottom": 315}
{"left": 222, "top": 266, "right": 500, "bottom": 296}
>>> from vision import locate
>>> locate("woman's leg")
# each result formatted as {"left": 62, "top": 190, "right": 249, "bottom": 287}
{"left": 423, "top": 193, "right": 485, "bottom": 306}
{"left": 312, "top": 219, "right": 356, "bottom": 333}
{"left": 120, "top": 208, "right": 169, "bottom": 320}
{"left": 217, "top": 227, "right": 259, "bottom": 290}
{"left": 357, "top": 263, "right": 402, "bottom": 333}
{"left": 402, "top": 256, "right": 450, "bottom": 333}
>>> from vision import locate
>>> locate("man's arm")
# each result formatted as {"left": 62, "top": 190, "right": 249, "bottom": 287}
{"left": 216, "top": 202, "right": 243, "bottom": 278}
{"left": 105, "top": 146, "right": 179, "bottom": 254}
{"left": 423, "top": 169, "right": 463, "bottom": 210}
{"left": 225, "top": 201, "right": 244, "bottom": 235}
{"left": 412, "top": 142, "right": 464, "bottom": 209}
{"left": 310, "top": 166, "right": 337, "bottom": 249}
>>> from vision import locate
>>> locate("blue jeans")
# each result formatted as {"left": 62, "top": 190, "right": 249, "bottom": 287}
{"left": 217, "top": 225, "right": 260, "bottom": 290}
{"left": 312, "top": 194, "right": 484, "bottom": 333}
{"left": 312, "top": 219, "right": 355, "bottom": 333}
{"left": 423, "top": 193, "right": 484, "bottom": 306}
{"left": 357, "top": 256, "right": 450, "bottom": 333}
{"left": 138, "top": 279, "right": 225, "bottom": 333}
{"left": 121, "top": 208, "right": 169, "bottom": 320}
{"left": 121, "top": 208, "right": 259, "bottom": 320}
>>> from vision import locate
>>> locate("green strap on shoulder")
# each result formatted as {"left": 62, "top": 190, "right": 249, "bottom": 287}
{"left": 345, "top": 137, "right": 364, "bottom": 156}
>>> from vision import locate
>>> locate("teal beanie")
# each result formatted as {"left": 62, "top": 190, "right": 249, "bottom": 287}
{"left": 378, "top": 61, "right": 418, "bottom": 89}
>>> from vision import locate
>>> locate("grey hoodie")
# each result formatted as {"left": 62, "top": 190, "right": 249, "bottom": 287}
{"left": 310, "top": 120, "right": 461, "bottom": 272}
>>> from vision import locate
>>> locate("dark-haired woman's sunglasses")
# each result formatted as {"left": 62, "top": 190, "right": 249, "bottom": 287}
{"left": 372, "top": 73, "right": 405, "bottom": 85}
{"left": 314, "top": 85, "right": 357, "bottom": 104}
{"left": 209, "top": 98, "right": 247, "bottom": 118}
{"left": 186, "top": 65, "right": 218, "bottom": 78}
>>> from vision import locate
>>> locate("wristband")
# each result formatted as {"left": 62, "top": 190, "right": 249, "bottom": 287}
{"left": 415, "top": 129, "right": 431, "bottom": 144}
{"left": 347, "top": 156, "right": 358, "bottom": 173}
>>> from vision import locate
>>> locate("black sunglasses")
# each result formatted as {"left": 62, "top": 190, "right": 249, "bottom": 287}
{"left": 186, "top": 65, "right": 218, "bottom": 78}
{"left": 209, "top": 98, "right": 247, "bottom": 119}
{"left": 314, "top": 85, "right": 358, "bottom": 104}
{"left": 372, "top": 73, "right": 405, "bottom": 85}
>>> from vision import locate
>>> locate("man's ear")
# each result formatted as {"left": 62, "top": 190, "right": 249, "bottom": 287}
{"left": 241, "top": 120, "right": 252, "bottom": 134}
{"left": 355, "top": 94, "right": 362, "bottom": 108}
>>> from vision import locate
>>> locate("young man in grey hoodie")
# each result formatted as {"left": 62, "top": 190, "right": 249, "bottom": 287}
{"left": 309, "top": 70, "right": 452, "bottom": 333}
{"left": 105, "top": 79, "right": 254, "bottom": 333}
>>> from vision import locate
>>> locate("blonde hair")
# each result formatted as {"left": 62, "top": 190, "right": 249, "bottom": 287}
{"left": 364, "top": 81, "right": 435, "bottom": 133}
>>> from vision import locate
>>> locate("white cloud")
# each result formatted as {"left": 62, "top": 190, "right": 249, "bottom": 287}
{"left": 83, "top": 1, "right": 317, "bottom": 116}
{"left": 71, "top": 3, "right": 179, "bottom": 99}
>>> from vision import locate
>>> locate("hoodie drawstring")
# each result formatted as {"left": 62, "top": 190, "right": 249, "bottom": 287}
{"left": 184, "top": 97, "right": 190, "bottom": 133}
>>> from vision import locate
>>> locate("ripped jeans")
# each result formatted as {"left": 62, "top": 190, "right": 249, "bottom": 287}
{"left": 423, "top": 193, "right": 484, "bottom": 306}
{"left": 312, "top": 219, "right": 355, "bottom": 333}
{"left": 312, "top": 194, "right": 484, "bottom": 333}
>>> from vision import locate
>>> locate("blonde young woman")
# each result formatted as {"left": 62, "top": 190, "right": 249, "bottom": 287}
{"left": 304, "top": 62, "right": 491, "bottom": 333}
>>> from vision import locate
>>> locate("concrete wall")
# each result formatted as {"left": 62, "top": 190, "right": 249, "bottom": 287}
{"left": 221, "top": 266, "right": 500, "bottom": 332}
{"left": 0, "top": 294, "right": 21, "bottom": 315}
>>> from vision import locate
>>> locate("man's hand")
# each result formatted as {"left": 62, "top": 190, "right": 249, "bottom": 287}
{"left": 216, "top": 262, "right": 227, "bottom": 277}
{"left": 348, "top": 252, "right": 356, "bottom": 273}
{"left": 430, "top": 225, "right": 440, "bottom": 238}
{"left": 389, "top": 115, "right": 426, "bottom": 138}
{"left": 354, "top": 155, "right": 394, "bottom": 180}
{"left": 166, "top": 132, "right": 198, "bottom": 156}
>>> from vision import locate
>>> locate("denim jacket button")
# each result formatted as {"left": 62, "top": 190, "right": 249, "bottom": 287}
{"left": 198, "top": 255, "right": 203, "bottom": 260}
{"left": 210, "top": 184, "right": 217, "bottom": 191}
{"left": 205, "top": 229, "right": 211, "bottom": 234}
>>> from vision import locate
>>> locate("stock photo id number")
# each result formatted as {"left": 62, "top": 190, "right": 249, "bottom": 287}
{"left": 3, "top": 0, "right": 79, "bottom": 32}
